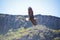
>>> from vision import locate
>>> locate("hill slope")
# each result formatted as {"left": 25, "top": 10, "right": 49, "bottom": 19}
{"left": 0, "top": 25, "right": 60, "bottom": 40}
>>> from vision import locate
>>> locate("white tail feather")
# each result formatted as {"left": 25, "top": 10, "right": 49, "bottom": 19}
{"left": 26, "top": 18, "right": 37, "bottom": 21}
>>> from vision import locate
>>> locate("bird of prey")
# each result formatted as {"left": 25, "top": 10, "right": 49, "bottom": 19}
{"left": 28, "top": 7, "right": 37, "bottom": 25}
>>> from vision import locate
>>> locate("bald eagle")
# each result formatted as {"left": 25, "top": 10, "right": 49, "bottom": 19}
{"left": 28, "top": 7, "right": 37, "bottom": 25}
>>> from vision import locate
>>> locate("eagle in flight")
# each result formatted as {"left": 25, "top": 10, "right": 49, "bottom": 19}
{"left": 28, "top": 7, "right": 37, "bottom": 25}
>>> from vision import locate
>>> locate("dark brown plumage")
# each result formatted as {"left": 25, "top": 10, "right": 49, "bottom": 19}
{"left": 28, "top": 7, "right": 37, "bottom": 25}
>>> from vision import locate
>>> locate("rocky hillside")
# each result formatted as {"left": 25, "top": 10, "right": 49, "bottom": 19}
{"left": 0, "top": 14, "right": 60, "bottom": 40}
{"left": 0, "top": 14, "right": 60, "bottom": 34}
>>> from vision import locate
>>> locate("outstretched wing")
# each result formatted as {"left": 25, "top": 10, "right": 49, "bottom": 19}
{"left": 28, "top": 7, "right": 37, "bottom": 25}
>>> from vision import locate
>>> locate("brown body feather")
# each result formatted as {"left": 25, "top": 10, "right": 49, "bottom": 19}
{"left": 28, "top": 7, "right": 37, "bottom": 25}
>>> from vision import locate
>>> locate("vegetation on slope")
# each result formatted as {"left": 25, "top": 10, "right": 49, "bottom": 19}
{"left": 0, "top": 25, "right": 60, "bottom": 40}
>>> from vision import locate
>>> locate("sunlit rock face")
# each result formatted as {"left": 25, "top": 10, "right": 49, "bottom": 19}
{"left": 12, "top": 25, "right": 60, "bottom": 40}
{"left": 17, "top": 25, "right": 52, "bottom": 40}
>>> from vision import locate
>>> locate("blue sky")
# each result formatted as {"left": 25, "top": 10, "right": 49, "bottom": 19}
{"left": 0, "top": 0, "right": 60, "bottom": 17}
